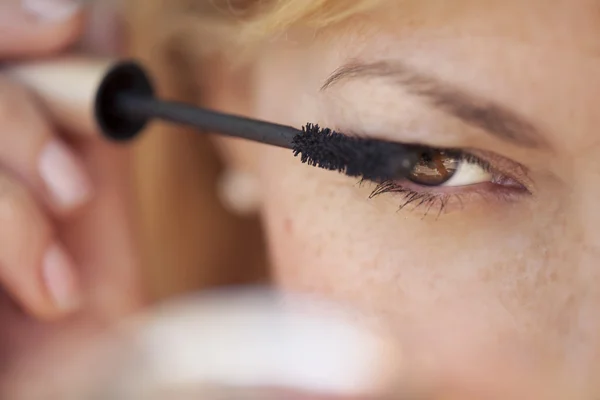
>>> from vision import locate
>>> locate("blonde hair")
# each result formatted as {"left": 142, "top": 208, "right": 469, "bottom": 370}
{"left": 231, "top": 0, "right": 380, "bottom": 40}
{"left": 159, "top": 0, "right": 381, "bottom": 59}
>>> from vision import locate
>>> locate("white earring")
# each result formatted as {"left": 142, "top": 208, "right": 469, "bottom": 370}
{"left": 217, "top": 169, "right": 261, "bottom": 216}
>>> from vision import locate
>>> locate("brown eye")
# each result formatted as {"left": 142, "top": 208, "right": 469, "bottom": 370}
{"left": 408, "top": 150, "right": 460, "bottom": 186}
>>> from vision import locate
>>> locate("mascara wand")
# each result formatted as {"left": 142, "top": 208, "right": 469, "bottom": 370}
{"left": 94, "top": 61, "right": 420, "bottom": 181}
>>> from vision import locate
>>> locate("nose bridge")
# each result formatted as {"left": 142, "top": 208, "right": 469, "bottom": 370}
{"left": 572, "top": 181, "right": 600, "bottom": 293}
{"left": 566, "top": 160, "right": 600, "bottom": 341}
{"left": 549, "top": 163, "right": 600, "bottom": 374}
{"left": 573, "top": 154, "right": 600, "bottom": 251}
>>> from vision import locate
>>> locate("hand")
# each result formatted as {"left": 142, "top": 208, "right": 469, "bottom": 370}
{"left": 0, "top": 0, "right": 141, "bottom": 396}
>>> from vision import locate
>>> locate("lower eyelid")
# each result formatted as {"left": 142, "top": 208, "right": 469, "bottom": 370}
{"left": 369, "top": 181, "right": 530, "bottom": 216}
{"left": 386, "top": 179, "right": 481, "bottom": 194}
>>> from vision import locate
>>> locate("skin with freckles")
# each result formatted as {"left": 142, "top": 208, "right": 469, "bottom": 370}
{"left": 203, "top": 0, "right": 600, "bottom": 397}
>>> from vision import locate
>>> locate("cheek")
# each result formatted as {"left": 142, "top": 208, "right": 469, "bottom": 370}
{"left": 257, "top": 150, "right": 598, "bottom": 385}
{"left": 260, "top": 150, "right": 511, "bottom": 332}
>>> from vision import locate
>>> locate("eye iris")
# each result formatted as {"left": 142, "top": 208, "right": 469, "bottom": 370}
{"left": 408, "top": 150, "right": 459, "bottom": 186}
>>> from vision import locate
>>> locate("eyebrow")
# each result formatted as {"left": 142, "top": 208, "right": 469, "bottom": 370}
{"left": 321, "top": 61, "right": 549, "bottom": 149}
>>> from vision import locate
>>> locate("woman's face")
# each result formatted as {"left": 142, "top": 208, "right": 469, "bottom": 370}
{"left": 214, "top": 0, "right": 600, "bottom": 396}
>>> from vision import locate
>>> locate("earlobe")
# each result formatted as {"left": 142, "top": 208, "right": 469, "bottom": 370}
{"left": 181, "top": 47, "right": 264, "bottom": 215}
{"left": 199, "top": 55, "right": 264, "bottom": 216}
{"left": 217, "top": 168, "right": 261, "bottom": 216}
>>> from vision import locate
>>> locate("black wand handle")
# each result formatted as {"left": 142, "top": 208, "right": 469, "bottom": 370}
{"left": 94, "top": 61, "right": 299, "bottom": 148}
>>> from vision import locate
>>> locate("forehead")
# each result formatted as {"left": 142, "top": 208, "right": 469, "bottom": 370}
{"left": 361, "top": 0, "right": 600, "bottom": 53}
{"left": 283, "top": 0, "right": 600, "bottom": 153}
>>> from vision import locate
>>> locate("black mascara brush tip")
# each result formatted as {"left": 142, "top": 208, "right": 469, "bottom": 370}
{"left": 292, "top": 124, "right": 420, "bottom": 181}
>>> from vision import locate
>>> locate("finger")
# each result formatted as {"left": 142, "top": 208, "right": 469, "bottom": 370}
{"left": 0, "top": 0, "right": 84, "bottom": 58}
{"left": 0, "top": 172, "right": 82, "bottom": 319}
{"left": 0, "top": 76, "right": 93, "bottom": 214}
{"left": 7, "top": 58, "right": 143, "bottom": 320}
{"left": 6, "top": 56, "right": 114, "bottom": 138}
{"left": 78, "top": 0, "right": 124, "bottom": 56}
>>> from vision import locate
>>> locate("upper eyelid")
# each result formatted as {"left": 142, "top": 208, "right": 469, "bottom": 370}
{"left": 465, "top": 149, "right": 532, "bottom": 184}
{"left": 319, "top": 87, "right": 534, "bottom": 188}
{"left": 322, "top": 60, "right": 552, "bottom": 151}
{"left": 330, "top": 124, "right": 532, "bottom": 189}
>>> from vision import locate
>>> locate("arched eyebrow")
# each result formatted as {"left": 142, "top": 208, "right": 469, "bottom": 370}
{"left": 321, "top": 61, "right": 550, "bottom": 150}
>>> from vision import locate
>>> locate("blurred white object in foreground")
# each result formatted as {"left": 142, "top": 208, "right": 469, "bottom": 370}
{"left": 112, "top": 288, "right": 400, "bottom": 399}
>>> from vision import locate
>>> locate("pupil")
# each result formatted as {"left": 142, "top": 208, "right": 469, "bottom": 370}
{"left": 408, "top": 150, "right": 459, "bottom": 186}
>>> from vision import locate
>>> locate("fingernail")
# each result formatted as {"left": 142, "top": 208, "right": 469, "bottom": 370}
{"left": 42, "top": 244, "right": 81, "bottom": 312}
{"left": 39, "top": 140, "right": 93, "bottom": 210}
{"left": 22, "top": 0, "right": 83, "bottom": 22}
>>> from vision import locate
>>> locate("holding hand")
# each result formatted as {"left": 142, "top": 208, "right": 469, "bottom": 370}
{"left": 0, "top": 2, "right": 141, "bottom": 397}
{"left": 0, "top": 0, "right": 92, "bottom": 319}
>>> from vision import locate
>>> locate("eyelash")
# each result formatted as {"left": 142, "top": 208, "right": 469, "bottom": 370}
{"left": 365, "top": 149, "right": 527, "bottom": 217}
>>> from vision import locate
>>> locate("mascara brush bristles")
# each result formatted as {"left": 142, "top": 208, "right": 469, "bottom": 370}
{"left": 292, "top": 124, "right": 420, "bottom": 181}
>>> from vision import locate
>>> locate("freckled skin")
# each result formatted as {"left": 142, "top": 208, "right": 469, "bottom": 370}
{"left": 209, "top": 0, "right": 600, "bottom": 397}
